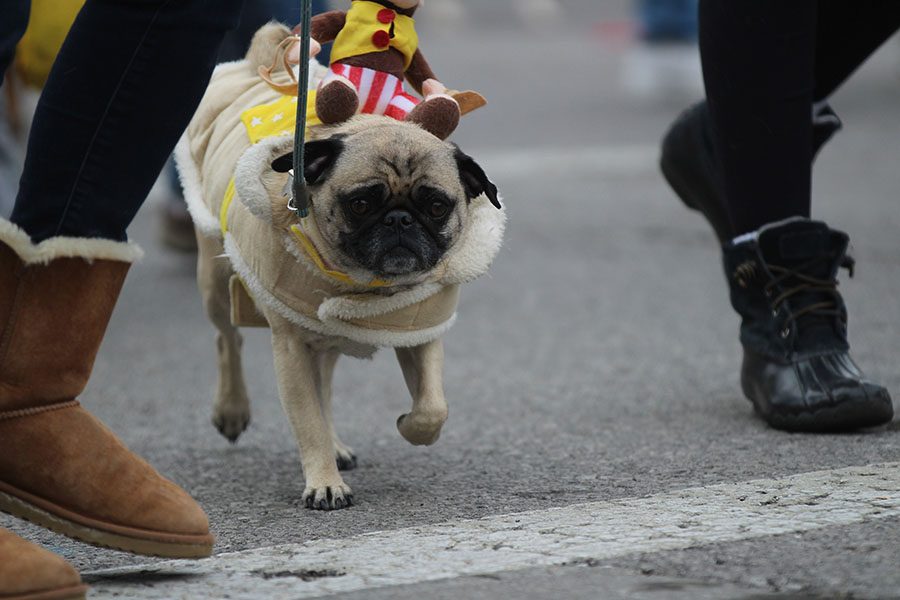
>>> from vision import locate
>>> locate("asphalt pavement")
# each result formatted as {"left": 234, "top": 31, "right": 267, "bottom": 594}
{"left": 4, "top": 2, "right": 900, "bottom": 598}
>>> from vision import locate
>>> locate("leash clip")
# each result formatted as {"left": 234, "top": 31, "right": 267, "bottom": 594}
{"left": 284, "top": 170, "right": 309, "bottom": 218}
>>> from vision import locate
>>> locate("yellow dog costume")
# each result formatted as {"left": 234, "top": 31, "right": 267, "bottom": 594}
{"left": 175, "top": 23, "right": 505, "bottom": 349}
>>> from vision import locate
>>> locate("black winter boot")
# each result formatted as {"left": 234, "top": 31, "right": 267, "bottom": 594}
{"left": 723, "top": 218, "right": 893, "bottom": 431}
{"left": 660, "top": 101, "right": 842, "bottom": 243}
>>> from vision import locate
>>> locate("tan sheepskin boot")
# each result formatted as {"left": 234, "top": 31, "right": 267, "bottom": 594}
{"left": 0, "top": 220, "right": 213, "bottom": 558}
{"left": 0, "top": 528, "right": 87, "bottom": 600}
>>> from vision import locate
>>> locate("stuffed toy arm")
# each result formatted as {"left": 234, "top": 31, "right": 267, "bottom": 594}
{"left": 405, "top": 49, "right": 440, "bottom": 96}
{"left": 288, "top": 10, "right": 346, "bottom": 61}
{"left": 308, "top": 10, "right": 346, "bottom": 44}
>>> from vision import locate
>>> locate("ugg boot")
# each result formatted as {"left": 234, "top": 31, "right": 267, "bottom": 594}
{"left": 0, "top": 528, "right": 87, "bottom": 600}
{"left": 724, "top": 218, "right": 893, "bottom": 431}
{"left": 0, "top": 220, "right": 214, "bottom": 558}
{"left": 660, "top": 101, "right": 842, "bottom": 243}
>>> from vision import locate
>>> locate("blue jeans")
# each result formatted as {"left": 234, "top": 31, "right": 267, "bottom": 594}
{"left": 639, "top": 0, "right": 698, "bottom": 42}
{"left": 1, "top": 0, "right": 244, "bottom": 242}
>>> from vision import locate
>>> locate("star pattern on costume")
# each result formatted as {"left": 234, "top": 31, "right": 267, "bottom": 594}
{"left": 272, "top": 113, "right": 284, "bottom": 122}
{"left": 250, "top": 116, "right": 263, "bottom": 127}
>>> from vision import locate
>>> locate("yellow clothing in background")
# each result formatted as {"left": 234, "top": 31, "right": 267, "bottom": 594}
{"left": 15, "top": 0, "right": 85, "bottom": 88}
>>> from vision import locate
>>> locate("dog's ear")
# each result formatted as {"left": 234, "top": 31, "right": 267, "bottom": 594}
{"left": 271, "top": 136, "right": 345, "bottom": 184}
{"left": 454, "top": 146, "right": 500, "bottom": 209}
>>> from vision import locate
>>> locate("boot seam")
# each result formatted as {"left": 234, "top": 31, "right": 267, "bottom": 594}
{"left": 0, "top": 399, "right": 80, "bottom": 421}
{"left": 0, "top": 268, "right": 25, "bottom": 371}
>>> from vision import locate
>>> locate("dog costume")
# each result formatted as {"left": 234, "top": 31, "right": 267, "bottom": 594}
{"left": 176, "top": 24, "right": 505, "bottom": 349}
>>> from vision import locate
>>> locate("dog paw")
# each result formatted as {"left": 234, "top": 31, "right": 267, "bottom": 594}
{"left": 396, "top": 412, "right": 445, "bottom": 446}
{"left": 212, "top": 407, "right": 251, "bottom": 443}
{"left": 335, "top": 450, "right": 357, "bottom": 471}
{"left": 302, "top": 483, "right": 354, "bottom": 511}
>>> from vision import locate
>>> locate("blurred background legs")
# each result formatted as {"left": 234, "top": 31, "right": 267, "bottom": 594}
{"left": 639, "top": 0, "right": 696, "bottom": 42}
{"left": 0, "top": 0, "right": 31, "bottom": 218}
{"left": 621, "top": 0, "right": 701, "bottom": 99}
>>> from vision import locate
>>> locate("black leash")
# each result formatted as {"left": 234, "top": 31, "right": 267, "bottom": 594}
{"left": 289, "top": 0, "right": 313, "bottom": 218}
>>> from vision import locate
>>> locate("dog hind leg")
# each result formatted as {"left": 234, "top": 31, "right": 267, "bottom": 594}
{"left": 197, "top": 233, "right": 251, "bottom": 443}
{"left": 394, "top": 339, "right": 449, "bottom": 446}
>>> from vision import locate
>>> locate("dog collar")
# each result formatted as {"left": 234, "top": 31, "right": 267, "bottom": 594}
{"left": 220, "top": 177, "right": 388, "bottom": 289}
{"left": 289, "top": 224, "right": 390, "bottom": 288}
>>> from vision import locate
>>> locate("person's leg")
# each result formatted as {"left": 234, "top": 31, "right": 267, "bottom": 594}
{"left": 813, "top": 1, "right": 900, "bottom": 101}
{"left": 12, "top": 0, "right": 243, "bottom": 242}
{"left": 698, "top": 0, "right": 816, "bottom": 236}
{"left": 661, "top": 2, "right": 900, "bottom": 243}
{"left": 676, "top": 1, "right": 896, "bottom": 432}
{"left": 0, "top": 0, "right": 29, "bottom": 77}
{"left": 162, "top": 0, "right": 304, "bottom": 253}
{"left": 219, "top": 0, "right": 301, "bottom": 62}
{"left": 1, "top": 0, "right": 245, "bottom": 562}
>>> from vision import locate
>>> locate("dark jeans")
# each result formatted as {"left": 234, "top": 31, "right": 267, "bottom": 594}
{"left": 164, "top": 0, "right": 330, "bottom": 205}
{"left": 219, "top": 0, "right": 331, "bottom": 63}
{"left": 1, "top": 0, "right": 244, "bottom": 242}
{"left": 699, "top": 0, "right": 900, "bottom": 235}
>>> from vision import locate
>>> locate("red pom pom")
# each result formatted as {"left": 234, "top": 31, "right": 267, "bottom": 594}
{"left": 377, "top": 9, "right": 395, "bottom": 24}
{"left": 372, "top": 30, "right": 391, "bottom": 48}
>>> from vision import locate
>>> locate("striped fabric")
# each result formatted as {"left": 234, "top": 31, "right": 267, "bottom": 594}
{"left": 323, "top": 63, "right": 420, "bottom": 120}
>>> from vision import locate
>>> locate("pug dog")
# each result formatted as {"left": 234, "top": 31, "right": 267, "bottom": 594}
{"left": 179, "top": 23, "right": 504, "bottom": 510}
{"left": 182, "top": 92, "right": 505, "bottom": 510}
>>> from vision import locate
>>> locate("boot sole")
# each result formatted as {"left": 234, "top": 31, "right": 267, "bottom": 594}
{"left": 0, "top": 486, "right": 213, "bottom": 559}
{"left": 741, "top": 380, "right": 894, "bottom": 433}
{"left": 2, "top": 584, "right": 88, "bottom": 600}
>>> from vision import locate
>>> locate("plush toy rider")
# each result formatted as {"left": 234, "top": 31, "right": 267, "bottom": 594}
{"left": 290, "top": 0, "right": 475, "bottom": 140}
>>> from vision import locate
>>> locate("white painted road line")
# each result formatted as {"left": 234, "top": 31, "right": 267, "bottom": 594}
{"left": 85, "top": 462, "right": 900, "bottom": 599}
{"left": 478, "top": 144, "right": 658, "bottom": 178}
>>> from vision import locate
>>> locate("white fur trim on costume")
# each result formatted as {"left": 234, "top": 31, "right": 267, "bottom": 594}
{"left": 234, "top": 135, "right": 294, "bottom": 223}
{"left": 174, "top": 134, "right": 221, "bottom": 238}
{"left": 439, "top": 193, "right": 506, "bottom": 285}
{"left": 319, "top": 282, "right": 444, "bottom": 321}
{"left": 225, "top": 234, "right": 457, "bottom": 348}
{"left": 0, "top": 218, "right": 143, "bottom": 265}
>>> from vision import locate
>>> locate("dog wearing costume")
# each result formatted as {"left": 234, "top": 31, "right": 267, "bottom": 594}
{"left": 177, "top": 23, "right": 505, "bottom": 510}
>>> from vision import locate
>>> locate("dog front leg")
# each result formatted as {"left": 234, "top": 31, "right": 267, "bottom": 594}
{"left": 268, "top": 315, "right": 353, "bottom": 510}
{"left": 395, "top": 339, "right": 449, "bottom": 446}
{"left": 315, "top": 350, "right": 357, "bottom": 470}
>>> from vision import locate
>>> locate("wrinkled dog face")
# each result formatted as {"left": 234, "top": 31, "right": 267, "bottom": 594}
{"left": 273, "top": 122, "right": 499, "bottom": 279}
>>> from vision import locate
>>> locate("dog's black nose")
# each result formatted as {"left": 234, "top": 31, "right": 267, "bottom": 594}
{"left": 383, "top": 209, "right": 414, "bottom": 230}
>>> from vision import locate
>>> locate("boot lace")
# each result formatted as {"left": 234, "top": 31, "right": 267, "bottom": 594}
{"left": 766, "top": 255, "right": 854, "bottom": 337}
{"left": 733, "top": 254, "right": 854, "bottom": 339}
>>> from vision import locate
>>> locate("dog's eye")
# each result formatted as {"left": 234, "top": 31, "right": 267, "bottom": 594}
{"left": 350, "top": 199, "right": 370, "bottom": 216}
{"left": 429, "top": 202, "right": 449, "bottom": 219}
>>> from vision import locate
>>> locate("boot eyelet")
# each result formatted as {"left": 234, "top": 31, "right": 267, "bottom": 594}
{"left": 780, "top": 327, "right": 791, "bottom": 339}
